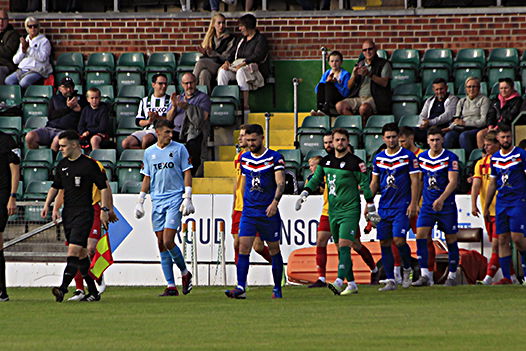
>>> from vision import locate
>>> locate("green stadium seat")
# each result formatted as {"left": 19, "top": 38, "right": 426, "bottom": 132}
{"left": 391, "top": 68, "right": 417, "bottom": 89}
{"left": 116, "top": 52, "right": 145, "bottom": 72}
{"left": 23, "top": 180, "right": 52, "bottom": 201}
{"left": 423, "top": 82, "right": 455, "bottom": 100}
{"left": 54, "top": 71, "right": 82, "bottom": 87}
{"left": 98, "top": 85, "right": 115, "bottom": 104}
{"left": 453, "top": 48, "right": 486, "bottom": 70}
{"left": 278, "top": 149, "right": 302, "bottom": 174}
{"left": 454, "top": 67, "right": 482, "bottom": 91}
{"left": 145, "top": 52, "right": 176, "bottom": 85}
{"left": 109, "top": 181, "right": 119, "bottom": 194}
{"left": 421, "top": 68, "right": 450, "bottom": 92}
{"left": 0, "top": 116, "right": 22, "bottom": 141}
{"left": 364, "top": 133, "right": 385, "bottom": 157}
{"left": 489, "top": 81, "right": 522, "bottom": 99}
{"left": 117, "top": 167, "right": 143, "bottom": 186}
{"left": 22, "top": 167, "right": 49, "bottom": 184}
{"left": 22, "top": 85, "right": 53, "bottom": 103}
{"left": 0, "top": 85, "right": 22, "bottom": 105}
{"left": 22, "top": 148, "right": 53, "bottom": 168}
{"left": 116, "top": 149, "right": 144, "bottom": 185}
{"left": 487, "top": 67, "right": 515, "bottom": 89}
{"left": 120, "top": 180, "right": 143, "bottom": 194}
{"left": 176, "top": 52, "right": 202, "bottom": 73}
{"left": 392, "top": 82, "right": 422, "bottom": 101}
{"left": 116, "top": 71, "right": 142, "bottom": 91}
{"left": 89, "top": 149, "right": 117, "bottom": 170}
{"left": 332, "top": 115, "right": 363, "bottom": 133}
{"left": 486, "top": 48, "right": 519, "bottom": 68}
{"left": 467, "top": 148, "right": 484, "bottom": 169}
{"left": 55, "top": 52, "right": 84, "bottom": 73}
{"left": 421, "top": 49, "right": 453, "bottom": 72}
{"left": 358, "top": 49, "right": 388, "bottom": 61}
{"left": 114, "top": 85, "right": 144, "bottom": 122}
{"left": 116, "top": 117, "right": 141, "bottom": 134}
{"left": 392, "top": 101, "right": 419, "bottom": 123}
{"left": 23, "top": 116, "right": 48, "bottom": 135}
{"left": 391, "top": 49, "right": 420, "bottom": 70}
{"left": 197, "top": 85, "right": 208, "bottom": 95}
{"left": 457, "top": 81, "right": 488, "bottom": 98}
{"left": 145, "top": 71, "right": 174, "bottom": 88}
{"left": 298, "top": 133, "right": 325, "bottom": 157}
{"left": 22, "top": 102, "right": 48, "bottom": 121}
{"left": 210, "top": 103, "right": 237, "bottom": 126}
{"left": 354, "top": 148, "right": 366, "bottom": 162}
{"left": 86, "top": 71, "right": 112, "bottom": 89}
{"left": 211, "top": 85, "right": 241, "bottom": 108}
{"left": 85, "top": 52, "right": 115, "bottom": 73}
{"left": 363, "top": 115, "right": 395, "bottom": 134}
{"left": 303, "top": 149, "right": 328, "bottom": 162}
{"left": 398, "top": 114, "right": 421, "bottom": 128}
{"left": 449, "top": 148, "right": 466, "bottom": 165}
{"left": 297, "top": 116, "right": 330, "bottom": 134}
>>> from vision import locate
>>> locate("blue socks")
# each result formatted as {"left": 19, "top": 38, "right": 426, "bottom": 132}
{"left": 381, "top": 245, "right": 395, "bottom": 280}
{"left": 396, "top": 243, "right": 412, "bottom": 269}
{"left": 520, "top": 251, "right": 526, "bottom": 280}
{"left": 160, "top": 251, "right": 175, "bottom": 286}
{"left": 237, "top": 254, "right": 250, "bottom": 290}
{"left": 167, "top": 245, "right": 187, "bottom": 274}
{"left": 447, "top": 242, "right": 459, "bottom": 273}
{"left": 416, "top": 238, "right": 428, "bottom": 269}
{"left": 271, "top": 253, "right": 284, "bottom": 290}
{"left": 499, "top": 255, "right": 512, "bottom": 279}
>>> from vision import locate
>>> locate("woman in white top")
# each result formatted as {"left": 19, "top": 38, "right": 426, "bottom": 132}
{"left": 5, "top": 16, "right": 52, "bottom": 88}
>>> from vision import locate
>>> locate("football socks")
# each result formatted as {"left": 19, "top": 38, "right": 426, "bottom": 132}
{"left": 316, "top": 246, "right": 327, "bottom": 279}
{"left": 160, "top": 251, "right": 175, "bottom": 286}
{"left": 271, "top": 253, "right": 284, "bottom": 290}
{"left": 237, "top": 254, "right": 250, "bottom": 290}
{"left": 416, "top": 238, "right": 428, "bottom": 269}
{"left": 78, "top": 257, "right": 97, "bottom": 295}
{"left": 0, "top": 251, "right": 5, "bottom": 296}
{"left": 167, "top": 245, "right": 187, "bottom": 275}
{"left": 487, "top": 252, "right": 499, "bottom": 277}
{"left": 396, "top": 243, "right": 412, "bottom": 269}
{"left": 381, "top": 245, "right": 395, "bottom": 280}
{"left": 356, "top": 245, "right": 376, "bottom": 271}
{"left": 499, "top": 255, "right": 512, "bottom": 280}
{"left": 447, "top": 242, "right": 459, "bottom": 273}
{"left": 60, "top": 256, "right": 80, "bottom": 291}
{"left": 337, "top": 246, "right": 354, "bottom": 282}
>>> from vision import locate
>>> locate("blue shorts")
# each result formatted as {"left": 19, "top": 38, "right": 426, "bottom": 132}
{"left": 377, "top": 207, "right": 410, "bottom": 241}
{"left": 152, "top": 196, "right": 183, "bottom": 232}
{"left": 417, "top": 203, "right": 458, "bottom": 235}
{"left": 239, "top": 214, "right": 281, "bottom": 242}
{"left": 496, "top": 200, "right": 526, "bottom": 235}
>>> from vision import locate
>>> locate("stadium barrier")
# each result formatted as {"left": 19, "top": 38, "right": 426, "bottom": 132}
{"left": 5, "top": 194, "right": 488, "bottom": 287}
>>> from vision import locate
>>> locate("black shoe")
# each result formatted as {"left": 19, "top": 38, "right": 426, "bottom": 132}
{"left": 308, "top": 279, "right": 327, "bottom": 288}
{"left": 52, "top": 287, "right": 67, "bottom": 302}
{"left": 81, "top": 293, "right": 101, "bottom": 302}
{"left": 0, "top": 293, "right": 9, "bottom": 302}
{"left": 370, "top": 269, "right": 380, "bottom": 285}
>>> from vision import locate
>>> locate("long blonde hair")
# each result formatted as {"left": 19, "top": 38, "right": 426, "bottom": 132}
{"left": 201, "top": 13, "right": 226, "bottom": 49}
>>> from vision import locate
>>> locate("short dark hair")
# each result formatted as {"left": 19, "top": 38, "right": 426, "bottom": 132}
{"left": 152, "top": 73, "right": 167, "bottom": 84}
{"left": 86, "top": 87, "right": 101, "bottom": 96}
{"left": 239, "top": 14, "right": 257, "bottom": 30}
{"left": 323, "top": 131, "right": 332, "bottom": 138}
{"left": 331, "top": 128, "right": 349, "bottom": 138}
{"left": 329, "top": 50, "right": 343, "bottom": 61}
{"left": 432, "top": 77, "right": 447, "bottom": 86}
{"left": 427, "top": 126, "right": 443, "bottom": 137}
{"left": 497, "top": 123, "right": 511, "bottom": 134}
{"left": 58, "top": 130, "right": 80, "bottom": 141}
{"left": 382, "top": 122, "right": 399, "bottom": 136}
{"left": 399, "top": 126, "right": 415, "bottom": 137}
{"left": 498, "top": 77, "right": 514, "bottom": 89}
{"left": 239, "top": 124, "right": 250, "bottom": 132}
{"left": 245, "top": 124, "right": 264, "bottom": 136}
{"left": 155, "top": 119, "right": 174, "bottom": 130}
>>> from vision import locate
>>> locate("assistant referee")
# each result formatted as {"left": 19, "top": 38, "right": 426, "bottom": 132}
{"left": 42, "top": 130, "right": 115, "bottom": 302}
{"left": 0, "top": 131, "right": 20, "bottom": 302}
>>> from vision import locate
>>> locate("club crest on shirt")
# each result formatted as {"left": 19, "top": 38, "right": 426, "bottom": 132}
{"left": 359, "top": 162, "right": 367, "bottom": 173}
{"left": 452, "top": 160, "right": 459, "bottom": 171}
{"left": 327, "top": 174, "right": 337, "bottom": 196}
{"left": 340, "top": 162, "right": 345, "bottom": 168}
{"left": 250, "top": 172, "right": 264, "bottom": 192}
{"left": 428, "top": 174, "right": 440, "bottom": 190}
{"left": 386, "top": 173, "right": 397, "bottom": 189}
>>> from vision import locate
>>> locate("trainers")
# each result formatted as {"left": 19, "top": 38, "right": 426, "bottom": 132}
{"left": 272, "top": 288, "right": 282, "bottom": 299}
{"left": 81, "top": 293, "right": 101, "bottom": 302}
{"left": 340, "top": 285, "right": 359, "bottom": 295}
{"left": 308, "top": 279, "right": 327, "bottom": 288}
{"left": 225, "top": 287, "right": 246, "bottom": 299}
{"left": 378, "top": 280, "right": 397, "bottom": 292}
{"left": 412, "top": 275, "right": 431, "bottom": 287}
{"left": 0, "top": 294, "right": 9, "bottom": 302}
{"left": 159, "top": 287, "right": 179, "bottom": 296}
{"left": 492, "top": 278, "right": 512, "bottom": 285}
{"left": 511, "top": 275, "right": 520, "bottom": 285}
{"left": 402, "top": 268, "right": 412, "bottom": 289}
{"left": 67, "top": 289, "right": 85, "bottom": 302}
{"left": 327, "top": 282, "right": 344, "bottom": 295}
{"left": 444, "top": 277, "right": 458, "bottom": 286}
{"left": 181, "top": 272, "right": 193, "bottom": 295}
{"left": 476, "top": 279, "right": 491, "bottom": 285}
{"left": 51, "top": 287, "right": 67, "bottom": 302}
{"left": 96, "top": 276, "right": 106, "bottom": 294}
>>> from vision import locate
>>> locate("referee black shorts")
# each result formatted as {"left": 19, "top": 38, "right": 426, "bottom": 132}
{"left": 0, "top": 191, "right": 9, "bottom": 233}
{"left": 62, "top": 206, "right": 94, "bottom": 248}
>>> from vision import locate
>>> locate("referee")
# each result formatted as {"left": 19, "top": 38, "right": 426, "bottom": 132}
{"left": 0, "top": 131, "right": 20, "bottom": 302}
{"left": 41, "top": 130, "right": 115, "bottom": 302}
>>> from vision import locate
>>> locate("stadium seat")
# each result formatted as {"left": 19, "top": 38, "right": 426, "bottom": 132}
{"left": 211, "top": 85, "right": 241, "bottom": 108}
{"left": 0, "top": 85, "right": 22, "bottom": 105}
{"left": 298, "top": 116, "right": 330, "bottom": 134}
{"left": 421, "top": 68, "right": 450, "bottom": 92}
{"left": 21, "top": 149, "right": 53, "bottom": 184}
{"left": 22, "top": 102, "right": 48, "bottom": 121}
{"left": 22, "top": 85, "right": 52, "bottom": 103}
{"left": 354, "top": 148, "right": 366, "bottom": 162}
{"left": 86, "top": 71, "right": 112, "bottom": 89}
{"left": 332, "top": 115, "right": 362, "bottom": 148}
{"left": 364, "top": 133, "right": 385, "bottom": 157}
{"left": 115, "top": 117, "right": 141, "bottom": 153}
{"left": 116, "top": 52, "right": 145, "bottom": 90}
{"left": 358, "top": 49, "right": 388, "bottom": 61}
{"left": 209, "top": 86, "right": 241, "bottom": 127}
{"left": 210, "top": 103, "right": 236, "bottom": 126}
{"left": 392, "top": 83, "right": 422, "bottom": 122}
{"left": 454, "top": 48, "right": 486, "bottom": 70}
{"left": 0, "top": 116, "right": 22, "bottom": 142}
{"left": 22, "top": 116, "right": 48, "bottom": 135}
{"left": 363, "top": 115, "right": 395, "bottom": 134}
{"left": 298, "top": 133, "right": 325, "bottom": 157}
{"left": 487, "top": 48, "right": 519, "bottom": 68}
{"left": 420, "top": 49, "right": 453, "bottom": 89}
{"left": 457, "top": 81, "right": 488, "bottom": 98}
{"left": 392, "top": 101, "right": 419, "bottom": 123}
{"left": 109, "top": 181, "right": 119, "bottom": 194}
{"left": 22, "top": 180, "right": 52, "bottom": 201}
{"left": 454, "top": 67, "right": 483, "bottom": 91}
{"left": 145, "top": 52, "right": 176, "bottom": 84}
{"left": 423, "top": 82, "right": 455, "bottom": 100}
{"left": 54, "top": 52, "right": 84, "bottom": 86}
{"left": 487, "top": 67, "right": 516, "bottom": 89}
{"left": 85, "top": 52, "right": 115, "bottom": 89}
{"left": 197, "top": 85, "right": 208, "bottom": 95}
{"left": 391, "top": 68, "right": 418, "bottom": 89}
{"left": 489, "top": 81, "right": 522, "bottom": 99}
{"left": 176, "top": 52, "right": 201, "bottom": 73}
{"left": 390, "top": 49, "right": 420, "bottom": 88}
{"left": 90, "top": 149, "right": 117, "bottom": 170}
{"left": 114, "top": 85, "right": 145, "bottom": 122}
{"left": 120, "top": 180, "right": 143, "bottom": 194}
{"left": 398, "top": 114, "right": 421, "bottom": 128}
{"left": 467, "top": 148, "right": 484, "bottom": 169}
{"left": 449, "top": 148, "right": 466, "bottom": 165}
{"left": 116, "top": 150, "right": 144, "bottom": 185}
{"left": 278, "top": 149, "right": 302, "bottom": 175}
{"left": 98, "top": 85, "right": 115, "bottom": 104}
{"left": 303, "top": 149, "right": 328, "bottom": 162}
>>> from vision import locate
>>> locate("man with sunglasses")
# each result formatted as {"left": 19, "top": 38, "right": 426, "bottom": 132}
{"left": 336, "top": 39, "right": 392, "bottom": 125}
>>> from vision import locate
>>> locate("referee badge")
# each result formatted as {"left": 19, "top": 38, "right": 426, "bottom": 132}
{"left": 74, "top": 176, "right": 81, "bottom": 187}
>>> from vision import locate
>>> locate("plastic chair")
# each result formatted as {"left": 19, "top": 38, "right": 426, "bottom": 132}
{"left": 454, "top": 48, "right": 486, "bottom": 70}
{"left": 22, "top": 85, "right": 53, "bottom": 103}
{"left": 90, "top": 149, "right": 117, "bottom": 169}
{"left": 0, "top": 85, "right": 22, "bottom": 105}
{"left": 398, "top": 114, "right": 421, "bottom": 128}
{"left": 363, "top": 115, "right": 395, "bottom": 134}
{"left": 390, "top": 49, "right": 420, "bottom": 70}
{"left": 85, "top": 52, "right": 115, "bottom": 72}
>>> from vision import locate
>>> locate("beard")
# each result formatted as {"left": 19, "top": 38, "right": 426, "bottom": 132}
{"left": 250, "top": 143, "right": 262, "bottom": 153}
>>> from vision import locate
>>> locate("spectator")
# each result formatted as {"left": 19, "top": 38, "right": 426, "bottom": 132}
{"left": 415, "top": 78, "right": 458, "bottom": 144}
{"left": 336, "top": 39, "right": 392, "bottom": 125}
{"left": 209, "top": 0, "right": 237, "bottom": 11}
{"left": 25, "top": 77, "right": 86, "bottom": 151}
{"left": 0, "top": 10, "right": 21, "bottom": 84}
{"left": 477, "top": 77, "right": 522, "bottom": 148}
{"left": 5, "top": 16, "right": 52, "bottom": 89}
{"left": 311, "top": 50, "right": 350, "bottom": 116}
{"left": 169, "top": 72, "right": 211, "bottom": 176}
{"left": 217, "top": 14, "right": 269, "bottom": 113}
{"left": 443, "top": 77, "right": 490, "bottom": 158}
{"left": 121, "top": 73, "right": 172, "bottom": 150}
{"left": 194, "top": 13, "right": 236, "bottom": 94}
{"left": 77, "top": 87, "right": 110, "bottom": 150}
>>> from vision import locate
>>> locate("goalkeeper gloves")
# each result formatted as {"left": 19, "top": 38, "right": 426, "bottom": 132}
{"left": 180, "top": 186, "right": 195, "bottom": 216}
{"left": 365, "top": 203, "right": 381, "bottom": 228}
{"left": 135, "top": 192, "right": 146, "bottom": 219}
{"left": 295, "top": 190, "right": 309, "bottom": 211}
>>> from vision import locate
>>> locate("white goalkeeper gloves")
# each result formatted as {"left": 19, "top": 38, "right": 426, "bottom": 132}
{"left": 365, "top": 203, "right": 381, "bottom": 228}
{"left": 295, "top": 190, "right": 309, "bottom": 211}
{"left": 135, "top": 192, "right": 146, "bottom": 219}
{"left": 180, "top": 186, "right": 195, "bottom": 216}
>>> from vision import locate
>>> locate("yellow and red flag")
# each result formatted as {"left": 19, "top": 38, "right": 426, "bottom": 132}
{"left": 89, "top": 232, "right": 114, "bottom": 279}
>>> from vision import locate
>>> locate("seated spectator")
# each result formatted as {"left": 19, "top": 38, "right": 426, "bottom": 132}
{"left": 77, "top": 87, "right": 110, "bottom": 150}
{"left": 0, "top": 10, "right": 21, "bottom": 84}
{"left": 25, "top": 77, "right": 86, "bottom": 151}
{"left": 519, "top": 139, "right": 526, "bottom": 150}
{"left": 217, "top": 14, "right": 269, "bottom": 113}
{"left": 122, "top": 73, "right": 172, "bottom": 150}
{"left": 311, "top": 50, "right": 350, "bottom": 116}
{"left": 415, "top": 78, "right": 458, "bottom": 144}
{"left": 336, "top": 39, "right": 392, "bottom": 125}
{"left": 476, "top": 77, "right": 522, "bottom": 148}
{"left": 443, "top": 77, "right": 490, "bottom": 158}
{"left": 194, "top": 13, "right": 236, "bottom": 94}
{"left": 169, "top": 72, "right": 211, "bottom": 176}
{"left": 5, "top": 16, "right": 52, "bottom": 88}
{"left": 398, "top": 126, "right": 423, "bottom": 155}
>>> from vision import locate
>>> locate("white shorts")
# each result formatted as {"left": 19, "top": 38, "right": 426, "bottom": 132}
{"left": 131, "top": 129, "right": 157, "bottom": 143}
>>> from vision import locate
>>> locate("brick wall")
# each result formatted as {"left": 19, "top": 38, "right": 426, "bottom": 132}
{"left": 0, "top": 1, "right": 8, "bottom": 10}
{"left": 8, "top": 12, "right": 526, "bottom": 59}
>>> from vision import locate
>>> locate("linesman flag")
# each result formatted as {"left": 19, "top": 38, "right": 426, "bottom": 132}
{"left": 90, "top": 231, "right": 113, "bottom": 279}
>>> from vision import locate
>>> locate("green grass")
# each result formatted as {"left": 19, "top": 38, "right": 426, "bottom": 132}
{"left": 1, "top": 285, "right": 525, "bottom": 350}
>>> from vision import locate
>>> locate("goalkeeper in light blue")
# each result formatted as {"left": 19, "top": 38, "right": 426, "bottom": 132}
{"left": 135, "top": 119, "right": 195, "bottom": 297}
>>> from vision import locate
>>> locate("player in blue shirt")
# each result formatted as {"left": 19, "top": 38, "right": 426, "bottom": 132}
{"left": 369, "top": 123, "right": 420, "bottom": 291}
{"left": 225, "top": 124, "right": 286, "bottom": 299}
{"left": 484, "top": 124, "right": 526, "bottom": 285}
{"left": 413, "top": 126, "right": 460, "bottom": 287}
{"left": 135, "top": 119, "right": 195, "bottom": 296}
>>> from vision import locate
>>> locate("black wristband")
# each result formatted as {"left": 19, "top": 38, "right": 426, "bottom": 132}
{"left": 9, "top": 193, "right": 16, "bottom": 198}
{"left": 101, "top": 207, "right": 110, "bottom": 212}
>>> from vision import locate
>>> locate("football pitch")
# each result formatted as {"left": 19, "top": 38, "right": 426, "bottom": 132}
{"left": 1, "top": 285, "right": 525, "bottom": 351}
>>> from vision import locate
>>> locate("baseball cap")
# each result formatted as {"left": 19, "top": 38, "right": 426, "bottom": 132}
{"left": 59, "top": 76, "right": 75, "bottom": 87}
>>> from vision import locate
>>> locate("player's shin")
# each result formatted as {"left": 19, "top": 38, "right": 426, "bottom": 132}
{"left": 499, "top": 255, "right": 512, "bottom": 280}
{"left": 236, "top": 254, "right": 250, "bottom": 290}
{"left": 160, "top": 251, "right": 175, "bottom": 286}
{"left": 316, "top": 246, "right": 327, "bottom": 280}
{"left": 446, "top": 242, "right": 459, "bottom": 279}
{"left": 271, "top": 252, "right": 284, "bottom": 289}
{"left": 338, "top": 246, "right": 353, "bottom": 281}
{"left": 78, "top": 257, "right": 98, "bottom": 295}
{"left": 381, "top": 246, "right": 395, "bottom": 280}
{"left": 396, "top": 243, "right": 412, "bottom": 269}
{"left": 167, "top": 245, "right": 188, "bottom": 275}
{"left": 60, "top": 256, "right": 80, "bottom": 291}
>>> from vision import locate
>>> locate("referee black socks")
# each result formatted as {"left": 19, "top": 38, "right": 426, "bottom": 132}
{"left": 60, "top": 256, "right": 79, "bottom": 291}
{"left": 78, "top": 257, "right": 97, "bottom": 295}
{"left": 0, "top": 250, "right": 6, "bottom": 296}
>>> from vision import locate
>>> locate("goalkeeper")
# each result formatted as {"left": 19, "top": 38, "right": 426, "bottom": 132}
{"left": 296, "top": 128, "right": 376, "bottom": 296}
{"left": 134, "top": 119, "right": 194, "bottom": 297}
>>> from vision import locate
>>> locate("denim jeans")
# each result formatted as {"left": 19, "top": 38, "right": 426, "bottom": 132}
{"left": 443, "top": 128, "right": 480, "bottom": 159}
{"left": 5, "top": 71, "right": 42, "bottom": 89}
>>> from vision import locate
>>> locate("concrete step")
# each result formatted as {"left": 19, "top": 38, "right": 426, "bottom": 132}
{"left": 193, "top": 177, "right": 235, "bottom": 194}
{"left": 247, "top": 112, "right": 310, "bottom": 130}
{"left": 203, "top": 161, "right": 235, "bottom": 178}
